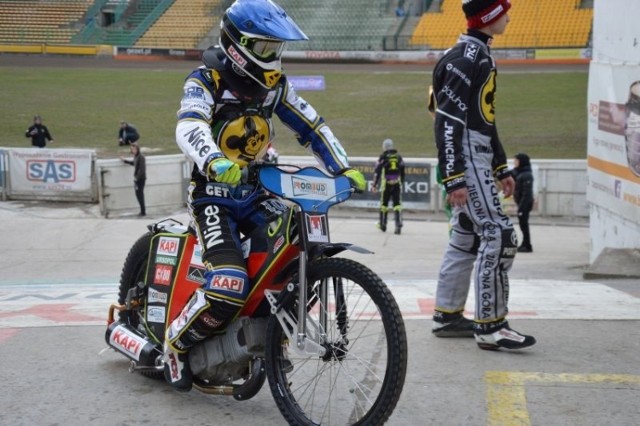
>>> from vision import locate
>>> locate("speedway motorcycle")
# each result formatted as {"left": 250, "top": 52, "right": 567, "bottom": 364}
{"left": 105, "top": 164, "right": 408, "bottom": 425}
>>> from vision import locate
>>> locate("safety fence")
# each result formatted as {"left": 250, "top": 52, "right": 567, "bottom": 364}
{"left": 0, "top": 148, "right": 588, "bottom": 218}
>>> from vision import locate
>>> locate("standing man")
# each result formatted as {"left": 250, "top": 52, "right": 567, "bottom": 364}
{"left": 118, "top": 121, "right": 140, "bottom": 146}
{"left": 120, "top": 143, "right": 146, "bottom": 216}
{"left": 513, "top": 153, "right": 534, "bottom": 252}
{"left": 372, "top": 138, "right": 405, "bottom": 234}
{"left": 430, "top": 0, "right": 535, "bottom": 350}
{"left": 25, "top": 115, "right": 54, "bottom": 148}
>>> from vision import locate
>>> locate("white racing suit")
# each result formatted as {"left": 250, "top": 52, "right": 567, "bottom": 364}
{"left": 432, "top": 32, "right": 517, "bottom": 333}
{"left": 167, "top": 47, "right": 352, "bottom": 353}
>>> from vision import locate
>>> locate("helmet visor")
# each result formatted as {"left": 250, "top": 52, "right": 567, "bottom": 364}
{"left": 249, "top": 38, "right": 285, "bottom": 61}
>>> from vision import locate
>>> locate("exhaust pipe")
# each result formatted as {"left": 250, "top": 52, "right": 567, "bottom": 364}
{"left": 105, "top": 321, "right": 162, "bottom": 368}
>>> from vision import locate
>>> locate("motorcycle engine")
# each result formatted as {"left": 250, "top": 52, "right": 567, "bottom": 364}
{"left": 188, "top": 316, "right": 268, "bottom": 384}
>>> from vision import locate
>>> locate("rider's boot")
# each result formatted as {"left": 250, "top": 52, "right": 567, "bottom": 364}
{"left": 394, "top": 209, "right": 402, "bottom": 235}
{"left": 163, "top": 289, "right": 224, "bottom": 391}
{"left": 163, "top": 341, "right": 192, "bottom": 392}
{"left": 378, "top": 210, "right": 387, "bottom": 232}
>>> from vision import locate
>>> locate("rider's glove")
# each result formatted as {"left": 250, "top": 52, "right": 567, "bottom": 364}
{"left": 257, "top": 197, "right": 289, "bottom": 223}
{"left": 208, "top": 157, "right": 242, "bottom": 185}
{"left": 342, "top": 169, "right": 366, "bottom": 193}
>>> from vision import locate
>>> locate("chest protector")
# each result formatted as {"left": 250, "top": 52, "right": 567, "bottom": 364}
{"left": 206, "top": 66, "right": 282, "bottom": 167}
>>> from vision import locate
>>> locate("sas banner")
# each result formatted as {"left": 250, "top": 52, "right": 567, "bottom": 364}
{"left": 7, "top": 148, "right": 95, "bottom": 198}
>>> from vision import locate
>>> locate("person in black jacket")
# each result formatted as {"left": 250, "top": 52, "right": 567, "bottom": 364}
{"left": 513, "top": 153, "right": 534, "bottom": 252}
{"left": 120, "top": 143, "right": 146, "bottom": 216}
{"left": 118, "top": 121, "right": 139, "bottom": 146}
{"left": 25, "top": 115, "right": 54, "bottom": 148}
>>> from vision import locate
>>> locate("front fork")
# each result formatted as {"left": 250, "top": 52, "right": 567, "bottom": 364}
{"left": 265, "top": 251, "right": 327, "bottom": 358}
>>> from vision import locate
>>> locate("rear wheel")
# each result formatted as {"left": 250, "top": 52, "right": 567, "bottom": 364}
{"left": 265, "top": 257, "right": 407, "bottom": 425}
{"left": 116, "top": 232, "right": 163, "bottom": 379}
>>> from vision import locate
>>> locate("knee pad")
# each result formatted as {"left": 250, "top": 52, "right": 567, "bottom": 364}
{"left": 450, "top": 212, "right": 480, "bottom": 255}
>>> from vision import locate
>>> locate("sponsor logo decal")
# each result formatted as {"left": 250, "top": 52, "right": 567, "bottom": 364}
{"left": 186, "top": 266, "right": 206, "bottom": 284}
{"left": 155, "top": 255, "right": 177, "bottom": 266}
{"left": 110, "top": 325, "right": 144, "bottom": 361}
{"left": 291, "top": 177, "right": 328, "bottom": 197}
{"left": 441, "top": 85, "right": 467, "bottom": 112}
{"left": 228, "top": 45, "right": 247, "bottom": 67}
{"left": 464, "top": 43, "right": 478, "bottom": 62}
{"left": 480, "top": 70, "right": 497, "bottom": 124}
{"left": 445, "top": 63, "right": 471, "bottom": 86}
{"left": 210, "top": 274, "right": 245, "bottom": 293}
{"left": 148, "top": 288, "right": 168, "bottom": 304}
{"left": 202, "top": 205, "right": 224, "bottom": 249}
{"left": 273, "top": 235, "right": 285, "bottom": 253}
{"left": 190, "top": 244, "right": 204, "bottom": 267}
{"left": 183, "top": 127, "right": 212, "bottom": 158}
{"left": 481, "top": 4, "right": 504, "bottom": 23}
{"left": 147, "top": 306, "right": 166, "bottom": 324}
{"left": 185, "top": 86, "right": 205, "bottom": 100}
{"left": 158, "top": 237, "right": 180, "bottom": 256}
{"left": 26, "top": 160, "right": 76, "bottom": 183}
{"left": 154, "top": 264, "right": 173, "bottom": 286}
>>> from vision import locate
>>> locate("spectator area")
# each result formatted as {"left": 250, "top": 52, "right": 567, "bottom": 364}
{"left": 0, "top": 0, "right": 92, "bottom": 44}
{"left": 411, "top": 0, "right": 593, "bottom": 49}
{"left": 278, "top": 0, "right": 397, "bottom": 51}
{"left": 135, "top": 0, "right": 220, "bottom": 49}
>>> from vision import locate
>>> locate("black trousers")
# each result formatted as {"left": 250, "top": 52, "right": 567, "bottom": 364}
{"left": 134, "top": 179, "right": 145, "bottom": 215}
{"left": 518, "top": 207, "right": 532, "bottom": 247}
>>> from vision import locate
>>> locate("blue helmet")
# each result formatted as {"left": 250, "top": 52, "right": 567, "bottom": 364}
{"left": 220, "top": 0, "right": 308, "bottom": 89}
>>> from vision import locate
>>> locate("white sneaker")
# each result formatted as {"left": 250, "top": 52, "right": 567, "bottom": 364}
{"left": 475, "top": 325, "right": 536, "bottom": 350}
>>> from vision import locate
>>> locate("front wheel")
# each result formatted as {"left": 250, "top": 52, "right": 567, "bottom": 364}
{"left": 265, "top": 257, "right": 407, "bottom": 425}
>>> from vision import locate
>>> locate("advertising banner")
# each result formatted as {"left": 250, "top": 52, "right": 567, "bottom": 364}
{"left": 7, "top": 148, "right": 95, "bottom": 199}
{"left": 587, "top": 0, "right": 640, "bottom": 223}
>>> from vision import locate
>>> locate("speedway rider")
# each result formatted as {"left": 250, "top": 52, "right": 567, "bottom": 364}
{"left": 430, "top": 0, "right": 535, "bottom": 349}
{"left": 164, "top": 0, "right": 366, "bottom": 391}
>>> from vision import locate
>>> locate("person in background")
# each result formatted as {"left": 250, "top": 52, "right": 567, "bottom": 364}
{"left": 372, "top": 138, "right": 405, "bottom": 234}
{"left": 513, "top": 153, "right": 534, "bottom": 253}
{"left": 163, "top": 0, "right": 366, "bottom": 392}
{"left": 118, "top": 121, "right": 140, "bottom": 146}
{"left": 430, "top": 0, "right": 535, "bottom": 350}
{"left": 120, "top": 143, "right": 146, "bottom": 217}
{"left": 25, "top": 115, "right": 54, "bottom": 148}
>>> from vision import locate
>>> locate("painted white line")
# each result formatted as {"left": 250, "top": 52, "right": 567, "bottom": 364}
{"left": 0, "top": 280, "right": 638, "bottom": 329}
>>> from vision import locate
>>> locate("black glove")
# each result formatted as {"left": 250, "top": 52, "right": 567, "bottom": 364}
{"left": 258, "top": 198, "right": 289, "bottom": 223}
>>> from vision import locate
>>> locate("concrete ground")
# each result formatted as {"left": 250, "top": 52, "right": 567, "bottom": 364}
{"left": 0, "top": 200, "right": 638, "bottom": 426}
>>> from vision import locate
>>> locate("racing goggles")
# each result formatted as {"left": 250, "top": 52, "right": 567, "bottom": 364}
{"left": 245, "top": 38, "right": 285, "bottom": 62}
{"left": 222, "top": 16, "right": 285, "bottom": 63}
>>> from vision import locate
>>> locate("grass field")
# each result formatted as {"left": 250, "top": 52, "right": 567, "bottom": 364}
{"left": 0, "top": 65, "right": 588, "bottom": 159}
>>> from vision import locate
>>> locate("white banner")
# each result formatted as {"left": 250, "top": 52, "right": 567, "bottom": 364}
{"left": 587, "top": 0, "right": 640, "bottom": 223}
{"left": 7, "top": 148, "right": 94, "bottom": 194}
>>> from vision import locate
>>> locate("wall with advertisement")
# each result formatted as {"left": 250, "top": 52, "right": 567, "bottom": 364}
{"left": 3, "top": 148, "right": 96, "bottom": 201}
{"left": 587, "top": 0, "right": 640, "bottom": 263}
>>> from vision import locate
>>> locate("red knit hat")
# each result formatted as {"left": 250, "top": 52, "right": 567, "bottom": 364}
{"left": 462, "top": 0, "right": 511, "bottom": 29}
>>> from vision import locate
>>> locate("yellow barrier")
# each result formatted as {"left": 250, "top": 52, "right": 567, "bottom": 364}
{"left": 0, "top": 44, "right": 44, "bottom": 54}
{"left": 0, "top": 43, "right": 113, "bottom": 56}
{"left": 44, "top": 44, "right": 99, "bottom": 55}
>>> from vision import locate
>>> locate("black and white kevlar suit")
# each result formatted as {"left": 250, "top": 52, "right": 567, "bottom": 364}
{"left": 432, "top": 30, "right": 518, "bottom": 332}
{"left": 166, "top": 47, "right": 353, "bottom": 353}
